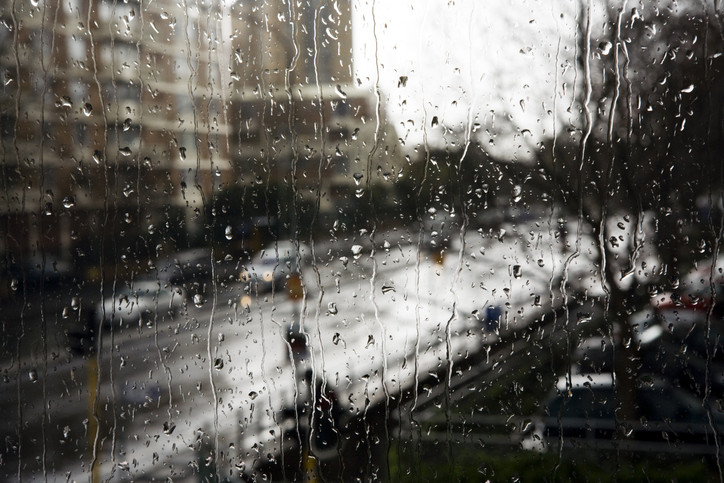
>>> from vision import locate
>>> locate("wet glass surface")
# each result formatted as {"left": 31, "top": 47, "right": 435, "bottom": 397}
{"left": 1, "top": 0, "right": 723, "bottom": 480}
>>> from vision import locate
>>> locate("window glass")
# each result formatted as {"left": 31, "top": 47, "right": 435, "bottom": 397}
{"left": 1, "top": 0, "right": 723, "bottom": 480}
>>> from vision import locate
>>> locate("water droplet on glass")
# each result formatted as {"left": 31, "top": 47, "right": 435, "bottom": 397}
{"left": 71, "top": 297, "right": 80, "bottom": 310}
{"left": 335, "top": 84, "right": 347, "bottom": 99}
{"left": 598, "top": 41, "right": 612, "bottom": 55}
{"left": 339, "top": 256, "right": 349, "bottom": 267}
{"left": 44, "top": 202, "right": 53, "bottom": 216}
{"left": 537, "top": 258, "right": 545, "bottom": 267}
{"left": 147, "top": 224, "right": 155, "bottom": 234}
{"left": 28, "top": 369, "right": 38, "bottom": 383}
{"left": 119, "top": 146, "right": 133, "bottom": 157}
{"left": 332, "top": 333, "right": 341, "bottom": 345}
{"left": 163, "top": 421, "right": 176, "bottom": 434}
{"left": 225, "top": 225, "right": 233, "bottom": 240}
{"left": 214, "top": 358, "right": 224, "bottom": 370}
{"left": 92, "top": 150, "right": 102, "bottom": 165}
{"left": 10, "top": 279, "right": 18, "bottom": 291}
{"left": 327, "top": 302, "right": 338, "bottom": 315}
{"left": 577, "top": 312, "right": 592, "bottom": 325}
{"left": 512, "top": 265, "right": 522, "bottom": 278}
{"left": 681, "top": 84, "right": 695, "bottom": 93}
{"left": 355, "top": 188, "right": 365, "bottom": 198}
{"left": 383, "top": 240, "right": 391, "bottom": 250}
{"left": 62, "top": 196, "right": 75, "bottom": 208}
{"left": 62, "top": 307, "right": 70, "bottom": 319}
{"left": 351, "top": 245, "right": 363, "bottom": 259}
{"left": 512, "top": 185, "right": 522, "bottom": 203}
{"left": 122, "top": 118, "right": 132, "bottom": 131}
{"left": 193, "top": 294, "right": 204, "bottom": 307}
{"left": 248, "top": 391, "right": 258, "bottom": 400}
{"left": 82, "top": 103, "right": 93, "bottom": 116}
{"left": 352, "top": 172, "right": 363, "bottom": 185}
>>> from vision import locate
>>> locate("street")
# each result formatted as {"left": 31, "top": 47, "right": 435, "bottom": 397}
{"left": 0, "top": 221, "right": 600, "bottom": 480}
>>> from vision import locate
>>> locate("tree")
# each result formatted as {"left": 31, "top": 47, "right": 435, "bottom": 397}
{"left": 479, "top": 2, "right": 724, "bottom": 421}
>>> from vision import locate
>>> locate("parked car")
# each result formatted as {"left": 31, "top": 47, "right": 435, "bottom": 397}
{"left": 239, "top": 240, "right": 311, "bottom": 293}
{"left": 97, "top": 280, "right": 185, "bottom": 327}
{"left": 523, "top": 374, "right": 724, "bottom": 455}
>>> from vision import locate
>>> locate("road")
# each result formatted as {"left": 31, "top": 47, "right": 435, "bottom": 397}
{"left": 0, "top": 221, "right": 602, "bottom": 480}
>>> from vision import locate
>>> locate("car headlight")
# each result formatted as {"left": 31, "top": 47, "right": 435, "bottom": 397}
{"left": 262, "top": 271, "right": 274, "bottom": 282}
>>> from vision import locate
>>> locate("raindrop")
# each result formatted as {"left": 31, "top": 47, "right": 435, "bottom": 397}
{"left": 57, "top": 96, "right": 72, "bottom": 108}
{"left": 62, "top": 307, "right": 70, "bottom": 319}
{"left": 598, "top": 41, "right": 612, "bottom": 55}
{"left": 577, "top": 312, "right": 592, "bottom": 325}
{"left": 366, "top": 335, "right": 375, "bottom": 348}
{"left": 381, "top": 285, "right": 395, "bottom": 294}
{"left": 512, "top": 265, "right": 522, "bottom": 278}
{"left": 193, "top": 294, "right": 205, "bottom": 307}
{"left": 497, "top": 229, "right": 506, "bottom": 243}
{"left": 82, "top": 103, "right": 93, "bottom": 116}
{"left": 44, "top": 203, "right": 53, "bottom": 216}
{"left": 225, "top": 225, "right": 233, "bottom": 240}
{"left": 147, "top": 224, "right": 155, "bottom": 234}
{"left": 334, "top": 85, "right": 347, "bottom": 99}
{"left": 62, "top": 196, "right": 75, "bottom": 208}
{"left": 92, "top": 150, "right": 102, "bottom": 164}
{"left": 351, "top": 245, "right": 363, "bottom": 259}
{"left": 383, "top": 240, "right": 391, "bottom": 250}
{"left": 248, "top": 391, "right": 258, "bottom": 400}
{"left": 119, "top": 147, "right": 133, "bottom": 157}
{"left": 681, "top": 84, "right": 694, "bottom": 93}
{"left": 214, "top": 358, "right": 224, "bottom": 370}
{"left": 10, "top": 279, "right": 18, "bottom": 291}
{"left": 71, "top": 297, "right": 80, "bottom": 310}
{"left": 332, "top": 333, "right": 341, "bottom": 345}
{"left": 163, "top": 421, "right": 176, "bottom": 434}
{"left": 179, "top": 147, "right": 186, "bottom": 160}
{"left": 125, "top": 213, "right": 132, "bottom": 224}
{"left": 537, "top": 259, "right": 545, "bottom": 267}
{"left": 327, "top": 302, "right": 338, "bottom": 315}
{"left": 353, "top": 172, "right": 363, "bottom": 185}
{"left": 512, "top": 185, "right": 522, "bottom": 203}
{"left": 339, "top": 256, "right": 349, "bottom": 267}
{"left": 28, "top": 369, "right": 38, "bottom": 383}
{"left": 355, "top": 188, "right": 365, "bottom": 198}
{"left": 122, "top": 118, "right": 132, "bottom": 131}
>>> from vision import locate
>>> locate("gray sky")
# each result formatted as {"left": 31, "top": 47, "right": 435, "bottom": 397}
{"left": 352, "top": 0, "right": 581, "bottom": 159}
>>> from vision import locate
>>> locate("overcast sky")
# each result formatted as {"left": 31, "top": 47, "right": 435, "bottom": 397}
{"left": 351, "top": 0, "right": 581, "bottom": 159}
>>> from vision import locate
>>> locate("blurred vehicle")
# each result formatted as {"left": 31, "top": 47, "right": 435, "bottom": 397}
{"left": 97, "top": 280, "right": 185, "bottom": 327}
{"left": 153, "top": 248, "right": 243, "bottom": 285}
{"left": 239, "top": 240, "right": 311, "bottom": 293}
{"left": 653, "top": 254, "right": 724, "bottom": 313}
{"left": 575, "top": 309, "right": 724, "bottom": 398}
{"left": 3, "top": 254, "right": 75, "bottom": 293}
{"left": 523, "top": 374, "right": 724, "bottom": 455}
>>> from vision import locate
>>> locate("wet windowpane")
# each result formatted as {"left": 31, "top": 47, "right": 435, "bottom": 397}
{"left": 1, "top": 0, "right": 723, "bottom": 480}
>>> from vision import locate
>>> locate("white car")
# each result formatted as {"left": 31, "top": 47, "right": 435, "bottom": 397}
{"left": 240, "top": 240, "right": 311, "bottom": 293}
{"left": 98, "top": 280, "right": 185, "bottom": 327}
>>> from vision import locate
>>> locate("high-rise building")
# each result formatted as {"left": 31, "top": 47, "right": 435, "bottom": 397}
{"left": 0, "top": 0, "right": 233, "bottom": 276}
